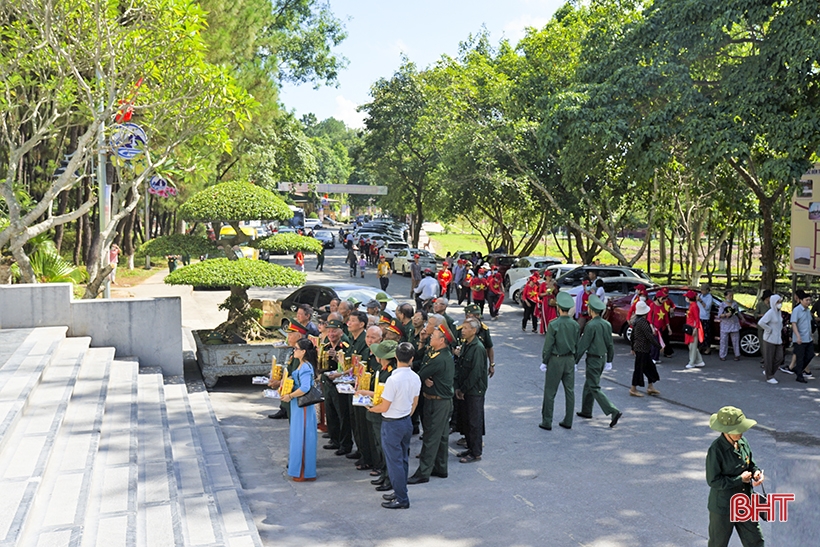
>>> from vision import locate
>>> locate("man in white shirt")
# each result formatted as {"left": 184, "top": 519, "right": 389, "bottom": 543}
{"left": 697, "top": 284, "right": 714, "bottom": 354}
{"left": 414, "top": 269, "right": 439, "bottom": 311}
{"left": 369, "top": 342, "right": 420, "bottom": 509}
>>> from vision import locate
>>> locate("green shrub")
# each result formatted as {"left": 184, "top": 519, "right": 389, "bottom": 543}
{"left": 179, "top": 181, "right": 291, "bottom": 222}
{"left": 165, "top": 258, "right": 305, "bottom": 288}
{"left": 138, "top": 234, "right": 218, "bottom": 257}
{"left": 252, "top": 233, "right": 323, "bottom": 254}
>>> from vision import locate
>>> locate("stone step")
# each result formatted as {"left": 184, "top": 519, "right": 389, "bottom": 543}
{"left": 0, "top": 334, "right": 88, "bottom": 546}
{"left": 79, "top": 357, "right": 140, "bottom": 547}
{"left": 164, "top": 383, "right": 263, "bottom": 547}
{"left": 0, "top": 327, "right": 68, "bottom": 455}
{"left": 17, "top": 347, "right": 116, "bottom": 547}
{"left": 136, "top": 368, "right": 184, "bottom": 547}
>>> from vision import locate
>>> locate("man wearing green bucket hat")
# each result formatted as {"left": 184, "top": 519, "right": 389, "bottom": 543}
{"left": 539, "top": 291, "right": 580, "bottom": 430}
{"left": 706, "top": 406, "right": 765, "bottom": 547}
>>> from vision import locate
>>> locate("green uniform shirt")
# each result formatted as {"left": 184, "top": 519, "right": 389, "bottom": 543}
{"left": 418, "top": 346, "right": 454, "bottom": 399}
{"left": 457, "top": 322, "right": 493, "bottom": 349}
{"left": 456, "top": 336, "right": 488, "bottom": 396}
{"left": 286, "top": 356, "right": 299, "bottom": 374}
{"left": 706, "top": 435, "right": 760, "bottom": 514}
{"left": 542, "top": 315, "right": 580, "bottom": 364}
{"left": 349, "top": 330, "right": 368, "bottom": 358}
{"left": 575, "top": 316, "right": 614, "bottom": 362}
{"left": 322, "top": 339, "right": 350, "bottom": 370}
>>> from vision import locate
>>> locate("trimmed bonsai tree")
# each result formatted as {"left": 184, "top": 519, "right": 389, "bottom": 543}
{"left": 251, "top": 232, "right": 323, "bottom": 255}
{"left": 160, "top": 181, "right": 316, "bottom": 340}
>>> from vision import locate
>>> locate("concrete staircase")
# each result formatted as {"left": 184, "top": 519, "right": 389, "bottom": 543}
{"left": 0, "top": 328, "right": 262, "bottom": 547}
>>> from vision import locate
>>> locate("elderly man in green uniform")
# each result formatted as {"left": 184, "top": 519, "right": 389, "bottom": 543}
{"left": 539, "top": 292, "right": 580, "bottom": 430}
{"left": 321, "top": 317, "right": 352, "bottom": 454}
{"left": 455, "top": 317, "right": 488, "bottom": 463}
{"left": 706, "top": 406, "right": 766, "bottom": 547}
{"left": 345, "top": 311, "right": 373, "bottom": 464}
{"left": 463, "top": 304, "right": 495, "bottom": 378}
{"left": 267, "top": 320, "right": 308, "bottom": 420}
{"left": 574, "top": 295, "right": 622, "bottom": 428}
{"left": 408, "top": 323, "right": 456, "bottom": 484}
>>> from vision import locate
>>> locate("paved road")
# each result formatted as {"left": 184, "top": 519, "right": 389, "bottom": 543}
{"left": 129, "top": 245, "right": 820, "bottom": 546}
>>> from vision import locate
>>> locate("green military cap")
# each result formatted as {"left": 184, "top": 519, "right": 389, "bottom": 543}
{"left": 709, "top": 406, "right": 757, "bottom": 434}
{"left": 326, "top": 319, "right": 345, "bottom": 329}
{"left": 375, "top": 291, "right": 390, "bottom": 303}
{"left": 369, "top": 340, "right": 398, "bottom": 359}
{"left": 464, "top": 304, "right": 482, "bottom": 315}
{"left": 556, "top": 292, "right": 574, "bottom": 311}
{"left": 346, "top": 296, "right": 361, "bottom": 307}
{"left": 587, "top": 294, "right": 605, "bottom": 313}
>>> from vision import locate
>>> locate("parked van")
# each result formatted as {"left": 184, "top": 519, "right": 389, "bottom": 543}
{"left": 219, "top": 226, "right": 259, "bottom": 260}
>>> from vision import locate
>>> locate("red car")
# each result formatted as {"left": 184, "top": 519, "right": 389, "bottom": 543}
{"left": 606, "top": 286, "right": 783, "bottom": 357}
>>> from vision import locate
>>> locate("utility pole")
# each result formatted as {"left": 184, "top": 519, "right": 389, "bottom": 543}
{"left": 98, "top": 70, "right": 111, "bottom": 298}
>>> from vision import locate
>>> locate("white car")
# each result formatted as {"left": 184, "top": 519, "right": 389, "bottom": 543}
{"left": 504, "top": 256, "right": 563, "bottom": 289}
{"left": 381, "top": 241, "right": 410, "bottom": 263}
{"left": 393, "top": 249, "right": 437, "bottom": 275}
{"left": 508, "top": 263, "right": 581, "bottom": 304}
{"left": 304, "top": 218, "right": 322, "bottom": 231}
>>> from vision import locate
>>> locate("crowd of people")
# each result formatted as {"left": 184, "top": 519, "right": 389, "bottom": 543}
{"left": 266, "top": 295, "right": 494, "bottom": 509}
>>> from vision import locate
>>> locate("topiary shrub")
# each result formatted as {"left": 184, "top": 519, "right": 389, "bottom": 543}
{"left": 138, "top": 234, "right": 218, "bottom": 257}
{"left": 252, "top": 233, "right": 323, "bottom": 254}
{"left": 160, "top": 181, "right": 299, "bottom": 340}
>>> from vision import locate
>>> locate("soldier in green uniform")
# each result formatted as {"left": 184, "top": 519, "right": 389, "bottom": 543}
{"left": 321, "top": 317, "right": 352, "bottom": 454}
{"left": 358, "top": 340, "right": 397, "bottom": 492}
{"left": 395, "top": 304, "right": 414, "bottom": 342}
{"left": 575, "top": 295, "right": 622, "bottom": 428}
{"left": 706, "top": 406, "right": 765, "bottom": 547}
{"left": 267, "top": 321, "right": 307, "bottom": 420}
{"left": 408, "top": 323, "right": 456, "bottom": 483}
{"left": 345, "top": 311, "right": 372, "bottom": 464}
{"left": 455, "top": 317, "right": 488, "bottom": 463}
{"left": 463, "top": 304, "right": 495, "bottom": 378}
{"left": 539, "top": 292, "right": 580, "bottom": 430}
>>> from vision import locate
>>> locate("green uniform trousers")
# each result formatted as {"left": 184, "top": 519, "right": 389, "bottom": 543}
{"left": 416, "top": 397, "right": 452, "bottom": 478}
{"left": 367, "top": 414, "right": 389, "bottom": 485}
{"left": 708, "top": 511, "right": 764, "bottom": 547}
{"left": 351, "top": 401, "right": 373, "bottom": 464}
{"left": 541, "top": 356, "right": 575, "bottom": 428}
{"left": 580, "top": 356, "right": 618, "bottom": 417}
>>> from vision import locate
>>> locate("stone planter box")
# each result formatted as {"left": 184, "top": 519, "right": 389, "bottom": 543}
{"left": 193, "top": 330, "right": 293, "bottom": 388}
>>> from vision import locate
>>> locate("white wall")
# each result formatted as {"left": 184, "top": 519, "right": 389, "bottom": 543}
{"left": 0, "top": 283, "right": 182, "bottom": 376}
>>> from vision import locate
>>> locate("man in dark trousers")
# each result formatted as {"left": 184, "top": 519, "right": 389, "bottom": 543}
{"left": 455, "top": 317, "right": 488, "bottom": 463}
{"left": 574, "top": 295, "right": 621, "bottom": 427}
{"left": 368, "top": 342, "right": 421, "bottom": 509}
{"left": 408, "top": 323, "right": 455, "bottom": 484}
{"left": 539, "top": 292, "right": 580, "bottom": 430}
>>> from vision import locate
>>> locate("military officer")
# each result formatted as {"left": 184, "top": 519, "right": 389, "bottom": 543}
{"left": 455, "top": 317, "right": 488, "bottom": 463}
{"left": 320, "top": 318, "right": 353, "bottom": 454}
{"left": 539, "top": 292, "right": 580, "bottom": 430}
{"left": 574, "top": 295, "right": 622, "bottom": 427}
{"left": 462, "top": 304, "right": 495, "bottom": 378}
{"left": 432, "top": 297, "right": 458, "bottom": 338}
{"left": 408, "top": 323, "right": 456, "bottom": 484}
{"left": 345, "top": 313, "right": 373, "bottom": 464}
{"left": 358, "top": 339, "right": 398, "bottom": 492}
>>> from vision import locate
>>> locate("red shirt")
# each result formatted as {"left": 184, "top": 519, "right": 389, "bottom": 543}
{"left": 437, "top": 269, "right": 452, "bottom": 289}
{"left": 470, "top": 276, "right": 487, "bottom": 300}
{"left": 487, "top": 274, "right": 503, "bottom": 295}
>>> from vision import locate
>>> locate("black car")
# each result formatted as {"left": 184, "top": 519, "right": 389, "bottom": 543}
{"left": 313, "top": 230, "right": 335, "bottom": 249}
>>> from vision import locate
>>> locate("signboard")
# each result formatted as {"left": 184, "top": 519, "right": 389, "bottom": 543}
{"left": 790, "top": 164, "right": 820, "bottom": 274}
{"left": 277, "top": 182, "right": 388, "bottom": 195}
{"left": 110, "top": 123, "right": 147, "bottom": 160}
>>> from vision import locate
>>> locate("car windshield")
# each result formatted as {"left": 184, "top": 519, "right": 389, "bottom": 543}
{"left": 315, "top": 231, "right": 332, "bottom": 236}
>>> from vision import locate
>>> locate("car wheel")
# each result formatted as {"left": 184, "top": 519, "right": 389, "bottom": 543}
{"left": 504, "top": 275, "right": 511, "bottom": 290}
{"left": 621, "top": 323, "right": 633, "bottom": 342}
{"left": 512, "top": 289, "right": 521, "bottom": 305}
{"left": 739, "top": 329, "right": 760, "bottom": 356}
